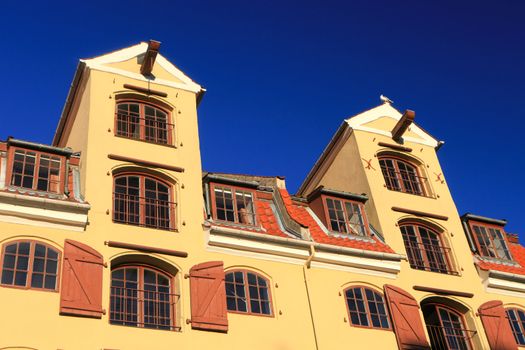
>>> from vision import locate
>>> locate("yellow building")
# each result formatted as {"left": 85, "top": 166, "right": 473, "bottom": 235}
{"left": 0, "top": 41, "right": 523, "bottom": 350}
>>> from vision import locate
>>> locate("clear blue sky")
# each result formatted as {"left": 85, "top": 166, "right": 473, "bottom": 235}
{"left": 1, "top": 1, "right": 523, "bottom": 237}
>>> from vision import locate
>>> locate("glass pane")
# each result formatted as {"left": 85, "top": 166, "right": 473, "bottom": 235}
{"left": 44, "top": 275, "right": 57, "bottom": 290}
{"left": 31, "top": 273, "right": 44, "bottom": 288}
{"left": 33, "top": 258, "right": 45, "bottom": 273}
{"left": 15, "top": 271, "right": 27, "bottom": 286}
{"left": 1, "top": 270, "right": 14, "bottom": 284}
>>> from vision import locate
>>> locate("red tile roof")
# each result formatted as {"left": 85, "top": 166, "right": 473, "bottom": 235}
{"left": 279, "top": 189, "right": 395, "bottom": 253}
{"left": 476, "top": 243, "right": 525, "bottom": 276}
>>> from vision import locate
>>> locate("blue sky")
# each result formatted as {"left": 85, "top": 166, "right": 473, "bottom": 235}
{"left": 1, "top": 1, "right": 523, "bottom": 237}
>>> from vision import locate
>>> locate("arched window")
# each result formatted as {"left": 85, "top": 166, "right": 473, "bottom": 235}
{"left": 422, "top": 304, "right": 474, "bottom": 350}
{"left": 110, "top": 265, "right": 175, "bottom": 330}
{"left": 1, "top": 240, "right": 60, "bottom": 291}
{"left": 344, "top": 286, "right": 390, "bottom": 330}
{"left": 379, "top": 156, "right": 426, "bottom": 196}
{"left": 113, "top": 174, "right": 175, "bottom": 230}
{"left": 506, "top": 308, "right": 525, "bottom": 345}
{"left": 225, "top": 270, "right": 272, "bottom": 316}
{"left": 115, "top": 101, "right": 172, "bottom": 145}
{"left": 400, "top": 223, "right": 456, "bottom": 275}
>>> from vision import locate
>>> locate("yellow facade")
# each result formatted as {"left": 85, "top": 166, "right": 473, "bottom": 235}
{"left": 0, "top": 42, "right": 523, "bottom": 350}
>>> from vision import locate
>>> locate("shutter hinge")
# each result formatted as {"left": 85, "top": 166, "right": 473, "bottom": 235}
{"left": 184, "top": 273, "right": 190, "bottom": 279}
{"left": 186, "top": 318, "right": 192, "bottom": 324}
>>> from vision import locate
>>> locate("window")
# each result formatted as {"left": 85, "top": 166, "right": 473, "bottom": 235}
{"left": 324, "top": 196, "right": 368, "bottom": 236}
{"left": 423, "top": 304, "right": 473, "bottom": 350}
{"left": 113, "top": 174, "right": 175, "bottom": 230}
{"left": 9, "top": 148, "right": 62, "bottom": 193}
{"left": 400, "top": 223, "right": 456, "bottom": 275}
{"left": 225, "top": 270, "right": 272, "bottom": 316}
{"left": 344, "top": 286, "right": 390, "bottom": 330}
{"left": 469, "top": 222, "right": 512, "bottom": 260}
{"left": 211, "top": 185, "right": 256, "bottom": 226}
{"left": 379, "top": 157, "right": 426, "bottom": 196}
{"left": 115, "top": 101, "right": 173, "bottom": 145}
{"left": 506, "top": 308, "right": 525, "bottom": 345}
{"left": 1, "top": 240, "right": 60, "bottom": 291}
{"left": 110, "top": 265, "right": 175, "bottom": 330}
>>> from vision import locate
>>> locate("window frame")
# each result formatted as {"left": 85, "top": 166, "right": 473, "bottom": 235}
{"left": 6, "top": 147, "right": 66, "bottom": 194}
{"left": 115, "top": 100, "right": 174, "bottom": 146}
{"left": 109, "top": 264, "right": 178, "bottom": 331}
{"left": 321, "top": 194, "right": 370, "bottom": 236}
{"left": 378, "top": 155, "right": 428, "bottom": 197}
{"left": 225, "top": 269, "right": 273, "bottom": 317}
{"left": 112, "top": 173, "right": 177, "bottom": 231}
{"left": 423, "top": 303, "right": 474, "bottom": 350}
{"left": 0, "top": 240, "right": 61, "bottom": 292}
{"left": 399, "top": 222, "right": 456, "bottom": 275}
{"left": 343, "top": 285, "right": 391, "bottom": 331}
{"left": 468, "top": 220, "right": 513, "bottom": 261}
{"left": 506, "top": 307, "right": 525, "bottom": 346}
{"left": 210, "top": 183, "right": 258, "bottom": 227}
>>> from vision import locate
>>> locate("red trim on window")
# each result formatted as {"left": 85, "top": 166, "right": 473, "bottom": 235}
{"left": 109, "top": 264, "right": 176, "bottom": 331}
{"left": 225, "top": 269, "right": 274, "bottom": 317}
{"left": 344, "top": 285, "right": 391, "bottom": 331}
{"left": 0, "top": 240, "right": 61, "bottom": 292}
{"left": 468, "top": 220, "right": 513, "bottom": 261}
{"left": 378, "top": 156, "right": 428, "bottom": 197}
{"left": 115, "top": 100, "right": 174, "bottom": 146}
{"left": 321, "top": 194, "right": 370, "bottom": 236}
{"left": 209, "top": 183, "right": 258, "bottom": 227}
{"left": 6, "top": 147, "right": 66, "bottom": 194}
{"left": 113, "top": 173, "right": 176, "bottom": 231}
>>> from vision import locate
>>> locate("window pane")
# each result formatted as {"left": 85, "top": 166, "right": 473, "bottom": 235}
{"left": 31, "top": 273, "right": 44, "bottom": 288}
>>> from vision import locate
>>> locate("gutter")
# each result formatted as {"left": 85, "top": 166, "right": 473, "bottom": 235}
{"left": 209, "top": 225, "right": 405, "bottom": 262}
{"left": 489, "top": 270, "right": 525, "bottom": 284}
{"left": 0, "top": 191, "right": 90, "bottom": 211}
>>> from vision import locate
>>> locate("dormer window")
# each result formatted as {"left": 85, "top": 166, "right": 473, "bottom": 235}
{"left": 9, "top": 148, "right": 63, "bottom": 193}
{"left": 211, "top": 184, "right": 256, "bottom": 226}
{"left": 307, "top": 187, "right": 370, "bottom": 237}
{"left": 325, "top": 197, "right": 368, "bottom": 236}
{"left": 469, "top": 221, "right": 512, "bottom": 260}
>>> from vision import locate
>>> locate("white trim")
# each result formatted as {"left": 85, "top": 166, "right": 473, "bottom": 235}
{"left": 478, "top": 267, "right": 525, "bottom": 298}
{"left": 81, "top": 42, "right": 202, "bottom": 93}
{"left": 345, "top": 103, "right": 439, "bottom": 147}
{"left": 207, "top": 227, "right": 401, "bottom": 276}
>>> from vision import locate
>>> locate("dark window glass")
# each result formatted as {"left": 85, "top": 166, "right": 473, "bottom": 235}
{"left": 213, "top": 186, "right": 256, "bottom": 225}
{"left": 1, "top": 241, "right": 59, "bottom": 291}
{"left": 379, "top": 157, "right": 425, "bottom": 196}
{"left": 10, "top": 149, "right": 62, "bottom": 193}
{"left": 423, "top": 304, "right": 472, "bottom": 350}
{"left": 507, "top": 308, "right": 525, "bottom": 345}
{"left": 113, "top": 175, "right": 174, "bottom": 230}
{"left": 344, "top": 286, "right": 390, "bottom": 330}
{"left": 400, "top": 224, "right": 455, "bottom": 275}
{"left": 225, "top": 270, "right": 271, "bottom": 316}
{"left": 325, "top": 197, "right": 367, "bottom": 236}
{"left": 116, "top": 102, "right": 171, "bottom": 145}
{"left": 471, "top": 223, "right": 512, "bottom": 260}
{"left": 110, "top": 266, "right": 174, "bottom": 330}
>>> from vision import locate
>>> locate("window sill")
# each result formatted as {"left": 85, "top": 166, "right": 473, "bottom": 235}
{"left": 227, "top": 310, "right": 274, "bottom": 318}
{"left": 114, "top": 135, "right": 177, "bottom": 149}
{"left": 476, "top": 255, "right": 519, "bottom": 267}
{"left": 0, "top": 283, "right": 58, "bottom": 293}
{"left": 327, "top": 231, "right": 376, "bottom": 243}
{"left": 211, "top": 219, "right": 262, "bottom": 232}
{"left": 112, "top": 220, "right": 178, "bottom": 232}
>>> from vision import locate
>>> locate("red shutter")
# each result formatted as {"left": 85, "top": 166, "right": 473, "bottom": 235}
{"left": 60, "top": 239, "right": 104, "bottom": 318}
{"left": 384, "top": 284, "right": 431, "bottom": 350}
{"left": 478, "top": 300, "right": 517, "bottom": 350}
{"left": 189, "top": 261, "right": 228, "bottom": 332}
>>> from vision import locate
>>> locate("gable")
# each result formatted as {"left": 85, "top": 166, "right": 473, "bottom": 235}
{"left": 346, "top": 103, "right": 438, "bottom": 147}
{"left": 81, "top": 42, "right": 201, "bottom": 93}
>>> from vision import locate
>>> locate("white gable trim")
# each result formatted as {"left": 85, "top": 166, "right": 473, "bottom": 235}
{"left": 82, "top": 42, "right": 202, "bottom": 93}
{"left": 345, "top": 103, "right": 438, "bottom": 147}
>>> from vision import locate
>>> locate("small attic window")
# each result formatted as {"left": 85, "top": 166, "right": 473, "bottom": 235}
{"left": 211, "top": 184, "right": 257, "bottom": 226}
{"left": 468, "top": 221, "right": 512, "bottom": 261}
{"left": 8, "top": 148, "right": 64, "bottom": 193}
{"left": 324, "top": 196, "right": 368, "bottom": 236}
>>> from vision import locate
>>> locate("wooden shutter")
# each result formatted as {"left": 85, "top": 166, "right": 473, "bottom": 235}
{"left": 60, "top": 239, "right": 104, "bottom": 318}
{"left": 189, "top": 261, "right": 228, "bottom": 332}
{"left": 478, "top": 300, "right": 517, "bottom": 350}
{"left": 384, "top": 284, "right": 431, "bottom": 350}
